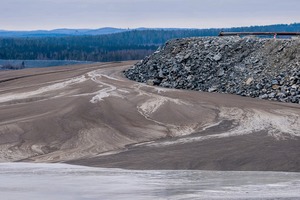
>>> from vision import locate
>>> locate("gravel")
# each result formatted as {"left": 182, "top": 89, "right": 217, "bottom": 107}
{"left": 124, "top": 36, "right": 300, "bottom": 104}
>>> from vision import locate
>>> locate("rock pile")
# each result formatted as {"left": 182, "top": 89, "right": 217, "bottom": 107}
{"left": 124, "top": 36, "right": 300, "bottom": 103}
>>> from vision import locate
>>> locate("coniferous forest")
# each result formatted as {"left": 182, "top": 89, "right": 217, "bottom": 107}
{"left": 0, "top": 23, "right": 300, "bottom": 62}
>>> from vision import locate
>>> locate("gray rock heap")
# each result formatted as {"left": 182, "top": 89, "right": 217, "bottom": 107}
{"left": 124, "top": 36, "right": 300, "bottom": 103}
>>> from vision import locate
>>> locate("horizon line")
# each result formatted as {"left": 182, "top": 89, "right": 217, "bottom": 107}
{"left": 1, "top": 22, "right": 299, "bottom": 32}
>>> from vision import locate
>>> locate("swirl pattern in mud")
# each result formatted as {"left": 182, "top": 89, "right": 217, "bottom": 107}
{"left": 0, "top": 61, "right": 300, "bottom": 171}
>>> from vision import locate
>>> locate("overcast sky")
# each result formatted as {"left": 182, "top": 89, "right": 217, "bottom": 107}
{"left": 1, "top": 0, "right": 300, "bottom": 30}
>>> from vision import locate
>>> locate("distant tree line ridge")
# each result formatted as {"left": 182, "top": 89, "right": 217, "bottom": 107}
{"left": 0, "top": 23, "right": 299, "bottom": 62}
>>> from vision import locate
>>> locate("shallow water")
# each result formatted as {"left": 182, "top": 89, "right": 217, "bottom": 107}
{"left": 0, "top": 59, "right": 93, "bottom": 69}
{"left": 0, "top": 163, "right": 300, "bottom": 200}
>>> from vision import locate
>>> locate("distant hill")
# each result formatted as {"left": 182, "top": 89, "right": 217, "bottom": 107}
{"left": 0, "top": 27, "right": 127, "bottom": 37}
{"left": 0, "top": 23, "right": 300, "bottom": 63}
{"left": 1, "top": 23, "right": 300, "bottom": 38}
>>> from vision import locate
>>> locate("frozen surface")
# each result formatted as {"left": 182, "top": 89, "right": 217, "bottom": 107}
{"left": 0, "top": 163, "right": 300, "bottom": 200}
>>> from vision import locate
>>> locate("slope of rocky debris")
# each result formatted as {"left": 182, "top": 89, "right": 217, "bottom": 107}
{"left": 124, "top": 36, "right": 300, "bottom": 103}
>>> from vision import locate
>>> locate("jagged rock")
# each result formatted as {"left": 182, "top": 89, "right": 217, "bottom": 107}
{"left": 146, "top": 79, "right": 155, "bottom": 86}
{"left": 213, "top": 53, "right": 222, "bottom": 61}
{"left": 268, "top": 93, "right": 276, "bottom": 98}
{"left": 124, "top": 36, "right": 300, "bottom": 104}
{"left": 218, "top": 69, "right": 225, "bottom": 77}
{"left": 272, "top": 80, "right": 279, "bottom": 85}
{"left": 259, "top": 94, "right": 269, "bottom": 99}
{"left": 245, "top": 77, "right": 253, "bottom": 85}
{"left": 184, "top": 52, "right": 192, "bottom": 60}
{"left": 208, "top": 87, "right": 218, "bottom": 93}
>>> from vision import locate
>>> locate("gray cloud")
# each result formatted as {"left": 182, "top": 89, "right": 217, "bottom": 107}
{"left": 1, "top": 0, "right": 300, "bottom": 30}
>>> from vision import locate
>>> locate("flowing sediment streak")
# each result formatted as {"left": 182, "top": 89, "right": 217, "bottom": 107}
{"left": 0, "top": 75, "right": 88, "bottom": 103}
{"left": 137, "top": 97, "right": 198, "bottom": 137}
{"left": 0, "top": 61, "right": 300, "bottom": 171}
{"left": 144, "top": 107, "right": 300, "bottom": 147}
{"left": 134, "top": 84, "right": 198, "bottom": 137}
{"left": 0, "top": 65, "right": 128, "bottom": 104}
{"left": 219, "top": 108, "right": 300, "bottom": 139}
{"left": 85, "top": 68, "right": 199, "bottom": 137}
{"left": 87, "top": 70, "right": 124, "bottom": 103}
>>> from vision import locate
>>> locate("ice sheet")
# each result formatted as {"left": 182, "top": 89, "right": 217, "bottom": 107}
{"left": 0, "top": 163, "right": 300, "bottom": 200}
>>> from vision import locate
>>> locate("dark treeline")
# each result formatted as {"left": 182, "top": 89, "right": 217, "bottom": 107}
{"left": 222, "top": 23, "right": 300, "bottom": 32}
{"left": 0, "top": 29, "right": 219, "bottom": 62}
{"left": 1, "top": 23, "right": 300, "bottom": 62}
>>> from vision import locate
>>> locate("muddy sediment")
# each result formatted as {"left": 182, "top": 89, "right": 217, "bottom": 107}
{"left": 0, "top": 61, "right": 299, "bottom": 171}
